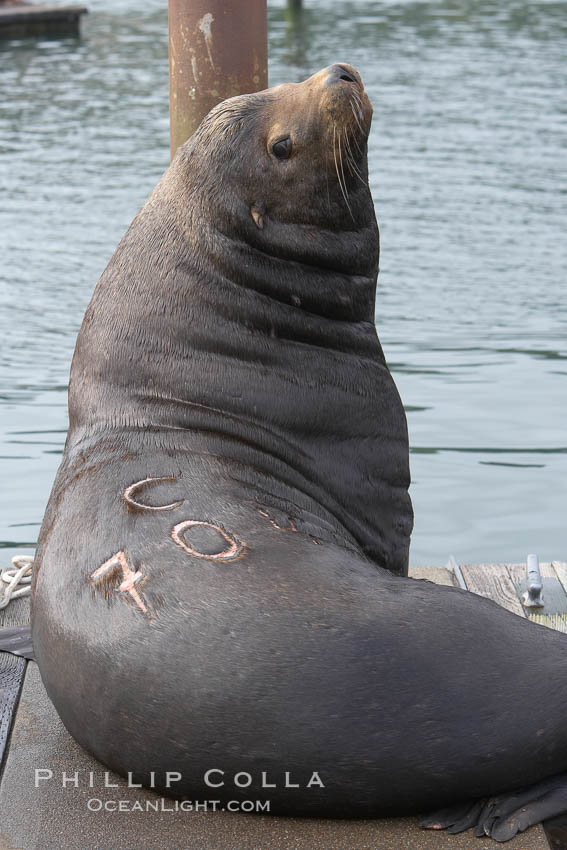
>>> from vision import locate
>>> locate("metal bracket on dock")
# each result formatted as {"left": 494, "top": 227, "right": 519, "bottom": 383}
{"left": 522, "top": 554, "right": 544, "bottom": 608}
{"left": 448, "top": 555, "right": 467, "bottom": 590}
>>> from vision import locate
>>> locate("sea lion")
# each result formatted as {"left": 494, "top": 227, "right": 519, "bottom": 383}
{"left": 31, "top": 64, "right": 567, "bottom": 843}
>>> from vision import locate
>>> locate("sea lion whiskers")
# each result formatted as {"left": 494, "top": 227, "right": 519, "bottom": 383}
{"left": 332, "top": 123, "right": 354, "bottom": 220}
{"left": 350, "top": 100, "right": 364, "bottom": 135}
{"left": 351, "top": 88, "right": 365, "bottom": 119}
{"left": 342, "top": 126, "right": 366, "bottom": 186}
{"left": 337, "top": 130, "right": 353, "bottom": 219}
{"left": 347, "top": 95, "right": 365, "bottom": 157}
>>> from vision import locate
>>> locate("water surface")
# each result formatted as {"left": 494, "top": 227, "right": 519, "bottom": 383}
{"left": 1, "top": 0, "right": 565, "bottom": 566}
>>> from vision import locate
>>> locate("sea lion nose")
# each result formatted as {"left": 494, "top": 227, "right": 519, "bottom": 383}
{"left": 325, "top": 63, "right": 361, "bottom": 87}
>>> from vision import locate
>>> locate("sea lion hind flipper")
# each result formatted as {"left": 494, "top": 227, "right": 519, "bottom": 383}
{"left": 487, "top": 774, "right": 567, "bottom": 841}
{"left": 422, "top": 772, "right": 567, "bottom": 842}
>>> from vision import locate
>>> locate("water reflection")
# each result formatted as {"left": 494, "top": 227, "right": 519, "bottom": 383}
{"left": 1, "top": 0, "right": 565, "bottom": 565}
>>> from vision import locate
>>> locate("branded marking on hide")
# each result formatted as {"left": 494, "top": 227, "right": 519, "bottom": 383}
{"left": 123, "top": 477, "right": 184, "bottom": 512}
{"left": 171, "top": 520, "right": 245, "bottom": 561}
{"left": 257, "top": 508, "right": 297, "bottom": 532}
{"left": 91, "top": 551, "right": 150, "bottom": 616}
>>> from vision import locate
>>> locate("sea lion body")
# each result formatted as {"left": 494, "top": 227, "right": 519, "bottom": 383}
{"left": 32, "top": 65, "right": 567, "bottom": 839}
{"left": 34, "top": 443, "right": 567, "bottom": 819}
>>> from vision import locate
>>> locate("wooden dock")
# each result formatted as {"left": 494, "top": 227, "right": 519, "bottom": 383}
{"left": 1, "top": 562, "right": 566, "bottom": 849}
{"left": 0, "top": 3, "right": 87, "bottom": 40}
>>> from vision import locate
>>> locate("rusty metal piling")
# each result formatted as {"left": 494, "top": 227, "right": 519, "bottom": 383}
{"left": 168, "top": 0, "right": 268, "bottom": 159}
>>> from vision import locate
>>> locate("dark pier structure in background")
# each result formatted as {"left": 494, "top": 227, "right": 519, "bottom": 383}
{"left": 168, "top": 0, "right": 268, "bottom": 157}
{"left": 0, "top": 3, "right": 86, "bottom": 40}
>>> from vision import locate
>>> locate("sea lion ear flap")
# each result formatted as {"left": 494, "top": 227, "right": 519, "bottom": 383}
{"left": 250, "top": 204, "right": 264, "bottom": 230}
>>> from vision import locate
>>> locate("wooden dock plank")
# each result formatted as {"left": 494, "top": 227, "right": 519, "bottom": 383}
{"left": 528, "top": 613, "right": 567, "bottom": 633}
{"left": 460, "top": 563, "right": 525, "bottom": 616}
{"left": 409, "top": 565, "right": 456, "bottom": 586}
{"left": 0, "top": 596, "right": 30, "bottom": 772}
{"left": 0, "top": 597, "right": 30, "bottom": 631}
{"left": 552, "top": 562, "right": 567, "bottom": 596}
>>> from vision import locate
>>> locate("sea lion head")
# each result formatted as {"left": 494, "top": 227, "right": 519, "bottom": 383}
{"left": 175, "top": 64, "right": 377, "bottom": 272}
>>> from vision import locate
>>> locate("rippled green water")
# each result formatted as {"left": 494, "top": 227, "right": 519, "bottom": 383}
{"left": 1, "top": 0, "right": 565, "bottom": 566}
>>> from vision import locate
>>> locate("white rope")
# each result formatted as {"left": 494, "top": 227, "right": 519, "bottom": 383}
{"left": 0, "top": 556, "right": 33, "bottom": 610}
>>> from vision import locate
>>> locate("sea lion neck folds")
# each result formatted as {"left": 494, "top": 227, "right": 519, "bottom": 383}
{"left": 196, "top": 221, "right": 379, "bottom": 326}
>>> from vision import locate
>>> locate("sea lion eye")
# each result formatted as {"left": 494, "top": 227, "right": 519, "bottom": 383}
{"left": 271, "top": 137, "right": 292, "bottom": 160}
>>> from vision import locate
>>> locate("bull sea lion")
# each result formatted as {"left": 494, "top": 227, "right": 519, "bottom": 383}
{"left": 32, "top": 65, "right": 567, "bottom": 843}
